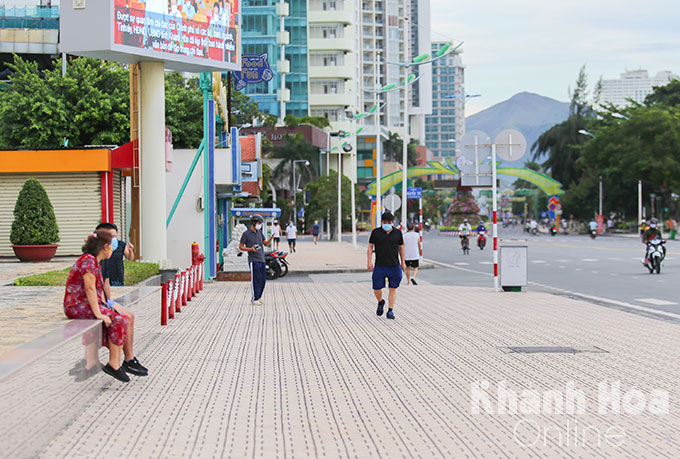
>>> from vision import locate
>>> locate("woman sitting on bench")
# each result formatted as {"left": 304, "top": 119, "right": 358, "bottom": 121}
{"left": 63, "top": 229, "right": 148, "bottom": 383}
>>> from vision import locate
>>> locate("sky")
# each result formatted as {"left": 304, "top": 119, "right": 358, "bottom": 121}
{"left": 429, "top": 0, "right": 680, "bottom": 115}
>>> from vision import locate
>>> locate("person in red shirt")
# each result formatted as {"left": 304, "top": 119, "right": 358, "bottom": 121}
{"left": 64, "top": 230, "right": 147, "bottom": 382}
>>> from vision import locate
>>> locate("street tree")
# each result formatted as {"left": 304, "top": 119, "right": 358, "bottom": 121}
{"left": 304, "top": 170, "right": 363, "bottom": 235}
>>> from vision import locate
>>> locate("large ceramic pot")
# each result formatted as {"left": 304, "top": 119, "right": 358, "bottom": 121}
{"left": 11, "top": 244, "right": 59, "bottom": 262}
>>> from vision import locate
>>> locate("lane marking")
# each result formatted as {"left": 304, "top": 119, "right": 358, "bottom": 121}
{"left": 454, "top": 262, "right": 470, "bottom": 266}
{"left": 531, "top": 260, "right": 547, "bottom": 264}
{"left": 556, "top": 259, "right": 570, "bottom": 262}
{"left": 635, "top": 298, "right": 678, "bottom": 306}
{"left": 581, "top": 258, "right": 598, "bottom": 262}
{"left": 591, "top": 271, "right": 599, "bottom": 274}
{"left": 425, "top": 258, "right": 680, "bottom": 321}
{"left": 526, "top": 240, "right": 679, "bottom": 256}
{"left": 479, "top": 261, "right": 493, "bottom": 265}
{"left": 609, "top": 257, "right": 622, "bottom": 261}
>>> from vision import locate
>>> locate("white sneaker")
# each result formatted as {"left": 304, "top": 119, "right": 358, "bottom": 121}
{"left": 251, "top": 300, "right": 262, "bottom": 306}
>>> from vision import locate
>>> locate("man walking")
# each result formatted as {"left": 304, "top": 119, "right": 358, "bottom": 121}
{"left": 239, "top": 215, "right": 273, "bottom": 305}
{"left": 286, "top": 221, "right": 298, "bottom": 253}
{"left": 312, "top": 220, "right": 321, "bottom": 244}
{"left": 367, "top": 212, "right": 406, "bottom": 319}
{"left": 403, "top": 223, "right": 421, "bottom": 285}
{"left": 272, "top": 220, "right": 281, "bottom": 250}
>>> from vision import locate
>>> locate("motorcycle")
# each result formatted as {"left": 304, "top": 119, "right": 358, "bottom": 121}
{"left": 645, "top": 238, "right": 666, "bottom": 274}
{"left": 550, "top": 226, "right": 557, "bottom": 236}
{"left": 265, "top": 250, "right": 289, "bottom": 279}
{"left": 590, "top": 229, "right": 597, "bottom": 239}
{"left": 477, "top": 231, "right": 487, "bottom": 250}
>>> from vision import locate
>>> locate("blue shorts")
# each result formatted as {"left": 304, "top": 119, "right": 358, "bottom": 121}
{"left": 372, "top": 265, "right": 402, "bottom": 290}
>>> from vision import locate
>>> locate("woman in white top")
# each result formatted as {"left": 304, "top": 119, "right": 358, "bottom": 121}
{"left": 403, "top": 223, "right": 422, "bottom": 285}
{"left": 271, "top": 220, "right": 281, "bottom": 250}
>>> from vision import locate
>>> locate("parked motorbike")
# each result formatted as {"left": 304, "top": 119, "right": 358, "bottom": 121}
{"left": 645, "top": 238, "right": 666, "bottom": 274}
{"left": 265, "top": 250, "right": 289, "bottom": 279}
{"left": 477, "top": 232, "right": 487, "bottom": 250}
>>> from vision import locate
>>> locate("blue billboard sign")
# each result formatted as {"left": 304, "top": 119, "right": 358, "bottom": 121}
{"left": 233, "top": 53, "right": 274, "bottom": 90}
{"left": 407, "top": 187, "right": 422, "bottom": 199}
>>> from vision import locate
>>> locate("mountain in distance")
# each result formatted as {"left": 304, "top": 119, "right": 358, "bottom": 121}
{"left": 465, "top": 92, "right": 570, "bottom": 169}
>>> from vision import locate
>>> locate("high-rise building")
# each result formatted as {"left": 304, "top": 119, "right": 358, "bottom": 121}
{"left": 241, "top": 0, "right": 309, "bottom": 118}
{"left": 425, "top": 41, "right": 464, "bottom": 159}
{"left": 600, "top": 69, "right": 678, "bottom": 108}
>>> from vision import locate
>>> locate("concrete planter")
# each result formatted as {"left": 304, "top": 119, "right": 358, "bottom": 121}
{"left": 11, "top": 244, "right": 59, "bottom": 262}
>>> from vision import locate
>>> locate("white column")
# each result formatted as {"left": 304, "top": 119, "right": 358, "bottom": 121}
{"left": 139, "top": 61, "right": 168, "bottom": 265}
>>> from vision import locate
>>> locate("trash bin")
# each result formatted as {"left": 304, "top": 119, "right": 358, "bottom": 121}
{"left": 499, "top": 239, "right": 528, "bottom": 292}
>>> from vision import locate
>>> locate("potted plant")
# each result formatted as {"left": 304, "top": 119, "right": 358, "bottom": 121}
{"left": 10, "top": 178, "right": 60, "bottom": 262}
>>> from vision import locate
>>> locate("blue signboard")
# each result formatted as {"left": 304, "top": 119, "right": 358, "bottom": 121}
{"left": 407, "top": 187, "right": 422, "bottom": 199}
{"left": 233, "top": 53, "right": 274, "bottom": 90}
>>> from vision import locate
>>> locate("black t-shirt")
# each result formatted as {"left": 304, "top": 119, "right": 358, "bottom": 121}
{"left": 101, "top": 241, "right": 126, "bottom": 284}
{"left": 369, "top": 227, "right": 404, "bottom": 266}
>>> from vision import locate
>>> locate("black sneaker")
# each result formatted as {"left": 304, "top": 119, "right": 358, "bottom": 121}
{"left": 122, "top": 357, "right": 149, "bottom": 376}
{"left": 386, "top": 309, "right": 395, "bottom": 320}
{"left": 103, "top": 363, "right": 130, "bottom": 383}
{"left": 376, "top": 299, "right": 385, "bottom": 316}
{"left": 410, "top": 279, "right": 418, "bottom": 286}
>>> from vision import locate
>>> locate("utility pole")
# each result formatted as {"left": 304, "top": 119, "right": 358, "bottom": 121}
{"left": 400, "top": 16, "right": 410, "bottom": 227}
{"left": 375, "top": 51, "right": 382, "bottom": 228}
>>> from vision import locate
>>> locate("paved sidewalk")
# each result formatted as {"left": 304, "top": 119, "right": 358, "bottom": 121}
{"left": 36, "top": 282, "right": 680, "bottom": 457}
{"left": 286, "top": 239, "right": 433, "bottom": 274}
{"left": 0, "top": 285, "right": 135, "bottom": 356}
{"left": 0, "top": 257, "right": 75, "bottom": 286}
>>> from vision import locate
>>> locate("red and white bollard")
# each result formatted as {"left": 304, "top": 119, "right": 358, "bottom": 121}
{"left": 187, "top": 268, "right": 193, "bottom": 302}
{"left": 199, "top": 261, "right": 204, "bottom": 291}
{"left": 174, "top": 273, "right": 181, "bottom": 313}
{"left": 181, "top": 271, "right": 188, "bottom": 306}
{"left": 167, "top": 279, "right": 175, "bottom": 320}
{"left": 161, "top": 283, "right": 168, "bottom": 326}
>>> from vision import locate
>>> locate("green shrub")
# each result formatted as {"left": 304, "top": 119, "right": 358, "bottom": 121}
{"left": 10, "top": 178, "right": 60, "bottom": 245}
{"left": 14, "top": 260, "right": 159, "bottom": 286}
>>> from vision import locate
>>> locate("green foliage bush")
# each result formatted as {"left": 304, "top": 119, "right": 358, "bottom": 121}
{"left": 10, "top": 178, "right": 60, "bottom": 245}
{"left": 14, "top": 260, "right": 159, "bottom": 286}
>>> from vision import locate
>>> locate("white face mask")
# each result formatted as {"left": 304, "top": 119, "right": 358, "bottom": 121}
{"left": 255, "top": 223, "right": 262, "bottom": 230}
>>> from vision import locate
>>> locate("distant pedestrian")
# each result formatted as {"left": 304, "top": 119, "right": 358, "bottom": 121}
{"left": 272, "top": 220, "right": 281, "bottom": 250}
{"left": 239, "top": 215, "right": 273, "bottom": 306}
{"left": 367, "top": 212, "right": 406, "bottom": 320}
{"left": 403, "top": 223, "right": 421, "bottom": 285}
{"left": 312, "top": 220, "right": 321, "bottom": 244}
{"left": 286, "top": 221, "right": 298, "bottom": 252}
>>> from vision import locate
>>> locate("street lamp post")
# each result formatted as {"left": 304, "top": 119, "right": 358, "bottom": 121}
{"left": 401, "top": 16, "right": 410, "bottom": 227}
{"left": 292, "top": 159, "right": 309, "bottom": 228}
{"left": 599, "top": 175, "right": 603, "bottom": 217}
{"left": 375, "top": 51, "right": 382, "bottom": 228}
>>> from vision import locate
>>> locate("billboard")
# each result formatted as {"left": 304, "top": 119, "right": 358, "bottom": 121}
{"left": 61, "top": 0, "right": 240, "bottom": 72}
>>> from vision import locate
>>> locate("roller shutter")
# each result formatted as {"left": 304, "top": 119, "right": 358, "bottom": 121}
{"left": 0, "top": 173, "right": 101, "bottom": 257}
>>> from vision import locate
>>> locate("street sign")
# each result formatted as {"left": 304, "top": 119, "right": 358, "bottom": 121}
{"left": 461, "top": 130, "right": 493, "bottom": 188}
{"left": 383, "top": 194, "right": 402, "bottom": 212}
{"left": 233, "top": 54, "right": 274, "bottom": 90}
{"left": 495, "top": 129, "right": 527, "bottom": 162}
{"left": 407, "top": 187, "right": 422, "bottom": 199}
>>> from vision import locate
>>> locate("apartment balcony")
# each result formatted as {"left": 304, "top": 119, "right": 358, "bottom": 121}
{"left": 309, "top": 37, "right": 353, "bottom": 52}
{"left": 308, "top": 9, "right": 353, "bottom": 25}
{"left": 309, "top": 93, "right": 350, "bottom": 107}
{"left": 309, "top": 65, "right": 353, "bottom": 80}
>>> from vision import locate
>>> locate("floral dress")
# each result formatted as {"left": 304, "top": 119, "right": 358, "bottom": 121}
{"left": 64, "top": 253, "right": 127, "bottom": 347}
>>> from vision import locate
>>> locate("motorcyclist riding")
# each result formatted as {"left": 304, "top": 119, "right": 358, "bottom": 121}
{"left": 642, "top": 218, "right": 665, "bottom": 266}
{"left": 459, "top": 219, "right": 472, "bottom": 249}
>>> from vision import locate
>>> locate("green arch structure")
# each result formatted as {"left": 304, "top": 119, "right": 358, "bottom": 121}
{"left": 365, "top": 160, "right": 564, "bottom": 197}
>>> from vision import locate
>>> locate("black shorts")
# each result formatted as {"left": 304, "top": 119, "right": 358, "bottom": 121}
{"left": 405, "top": 259, "right": 419, "bottom": 268}
{"left": 273, "top": 237, "right": 280, "bottom": 242}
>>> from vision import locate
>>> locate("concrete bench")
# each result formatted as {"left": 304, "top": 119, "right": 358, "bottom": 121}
{"left": 0, "top": 279, "right": 160, "bottom": 458}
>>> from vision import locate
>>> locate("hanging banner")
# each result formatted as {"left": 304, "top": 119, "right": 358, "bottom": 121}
{"left": 233, "top": 53, "right": 274, "bottom": 90}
